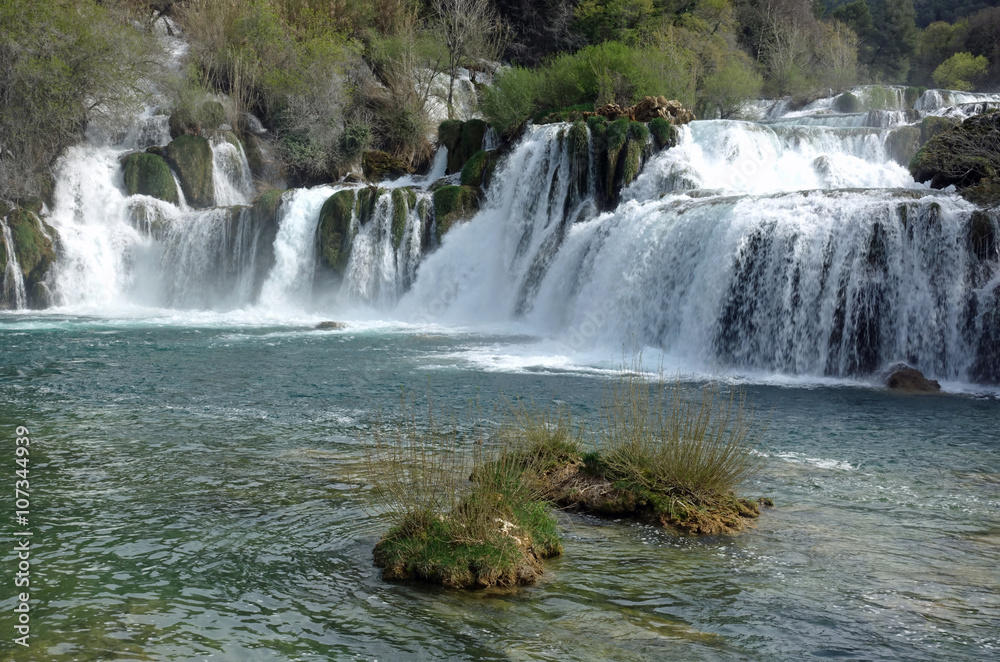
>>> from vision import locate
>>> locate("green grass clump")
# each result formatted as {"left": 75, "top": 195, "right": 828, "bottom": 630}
{"left": 594, "top": 361, "right": 767, "bottom": 532}
{"left": 365, "top": 396, "right": 564, "bottom": 589}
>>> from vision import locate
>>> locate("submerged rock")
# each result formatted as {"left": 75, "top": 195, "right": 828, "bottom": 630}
{"left": 315, "top": 321, "right": 346, "bottom": 330}
{"left": 885, "top": 365, "right": 941, "bottom": 392}
{"left": 122, "top": 152, "right": 178, "bottom": 205}
{"left": 165, "top": 135, "right": 214, "bottom": 208}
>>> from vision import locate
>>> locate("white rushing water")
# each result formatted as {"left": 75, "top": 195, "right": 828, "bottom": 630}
{"left": 11, "top": 34, "right": 1000, "bottom": 385}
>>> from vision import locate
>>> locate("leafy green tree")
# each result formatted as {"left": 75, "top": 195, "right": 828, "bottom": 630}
{"left": 932, "top": 51, "right": 989, "bottom": 89}
{"left": 0, "top": 0, "right": 156, "bottom": 198}
{"left": 572, "top": 0, "right": 657, "bottom": 45}
{"left": 869, "top": 0, "right": 919, "bottom": 81}
{"left": 698, "top": 57, "right": 764, "bottom": 118}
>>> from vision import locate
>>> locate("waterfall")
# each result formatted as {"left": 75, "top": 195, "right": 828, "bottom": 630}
{"left": 211, "top": 136, "right": 254, "bottom": 207}
{"left": 21, "top": 69, "right": 1000, "bottom": 384}
{"left": 400, "top": 113, "right": 1000, "bottom": 383}
{"left": 1, "top": 219, "right": 27, "bottom": 309}
{"left": 258, "top": 187, "right": 332, "bottom": 309}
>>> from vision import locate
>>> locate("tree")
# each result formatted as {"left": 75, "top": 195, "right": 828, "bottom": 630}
{"left": 431, "top": 0, "right": 506, "bottom": 119}
{"left": 699, "top": 57, "right": 764, "bottom": 118}
{"left": 932, "top": 51, "right": 989, "bottom": 90}
{"left": 0, "top": 0, "right": 156, "bottom": 199}
{"left": 869, "top": 0, "right": 919, "bottom": 81}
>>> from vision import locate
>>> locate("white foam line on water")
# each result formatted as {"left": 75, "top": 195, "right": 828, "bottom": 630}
{"left": 772, "top": 451, "right": 856, "bottom": 471}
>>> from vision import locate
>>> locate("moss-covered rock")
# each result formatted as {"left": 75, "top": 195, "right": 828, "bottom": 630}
{"left": 904, "top": 86, "right": 926, "bottom": 109}
{"left": 437, "top": 119, "right": 463, "bottom": 152}
{"left": 356, "top": 186, "right": 383, "bottom": 226}
{"left": 5, "top": 208, "right": 57, "bottom": 308}
{"left": 362, "top": 150, "right": 414, "bottom": 182}
{"left": 910, "top": 111, "right": 1000, "bottom": 200}
{"left": 919, "top": 115, "right": 960, "bottom": 143}
{"left": 648, "top": 117, "right": 676, "bottom": 149}
{"left": 390, "top": 187, "right": 411, "bottom": 249}
{"left": 433, "top": 185, "right": 479, "bottom": 241}
{"left": 14, "top": 197, "right": 44, "bottom": 215}
{"left": 122, "top": 152, "right": 178, "bottom": 204}
{"left": 168, "top": 107, "right": 200, "bottom": 139}
{"left": 317, "top": 189, "right": 356, "bottom": 274}
{"left": 460, "top": 150, "right": 490, "bottom": 187}
{"left": 835, "top": 92, "right": 859, "bottom": 113}
{"left": 165, "top": 135, "right": 214, "bottom": 208}
{"left": 886, "top": 126, "right": 921, "bottom": 167}
{"left": 440, "top": 119, "right": 487, "bottom": 175}
{"left": 200, "top": 100, "right": 226, "bottom": 129}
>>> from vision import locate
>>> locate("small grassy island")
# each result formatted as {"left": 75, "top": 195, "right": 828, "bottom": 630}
{"left": 366, "top": 364, "right": 771, "bottom": 589}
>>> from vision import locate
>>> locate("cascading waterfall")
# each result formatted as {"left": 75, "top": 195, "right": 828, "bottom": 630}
{"left": 17, "top": 56, "right": 1000, "bottom": 383}
{"left": 399, "top": 95, "right": 1000, "bottom": 384}
{"left": 1, "top": 219, "right": 27, "bottom": 309}
{"left": 211, "top": 136, "right": 254, "bottom": 206}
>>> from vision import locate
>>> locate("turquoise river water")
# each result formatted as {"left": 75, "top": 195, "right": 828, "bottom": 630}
{"left": 1, "top": 314, "right": 998, "bottom": 661}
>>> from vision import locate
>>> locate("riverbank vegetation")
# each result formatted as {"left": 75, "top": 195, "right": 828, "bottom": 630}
{"left": 3, "top": 0, "right": 1000, "bottom": 201}
{"left": 364, "top": 364, "right": 770, "bottom": 589}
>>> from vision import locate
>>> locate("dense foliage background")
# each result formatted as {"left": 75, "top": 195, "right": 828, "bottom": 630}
{"left": 2, "top": 0, "right": 999, "bottom": 199}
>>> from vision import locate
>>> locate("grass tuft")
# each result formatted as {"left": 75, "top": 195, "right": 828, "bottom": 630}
{"left": 364, "top": 394, "right": 563, "bottom": 589}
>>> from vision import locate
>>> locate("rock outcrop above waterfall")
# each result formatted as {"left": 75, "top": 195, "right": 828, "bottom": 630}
{"left": 168, "top": 101, "right": 227, "bottom": 139}
{"left": 910, "top": 111, "right": 1000, "bottom": 206}
{"left": 885, "top": 366, "right": 941, "bottom": 392}
{"left": 362, "top": 150, "right": 414, "bottom": 182}
{"left": 585, "top": 116, "right": 653, "bottom": 208}
{"left": 122, "top": 152, "right": 179, "bottom": 205}
{"left": 0, "top": 205, "right": 57, "bottom": 309}
{"left": 437, "top": 119, "right": 487, "bottom": 175}
{"left": 542, "top": 96, "right": 695, "bottom": 126}
{"left": 164, "top": 135, "right": 215, "bottom": 208}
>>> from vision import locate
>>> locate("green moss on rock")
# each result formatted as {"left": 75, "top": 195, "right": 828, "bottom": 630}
{"left": 441, "top": 119, "right": 487, "bottom": 175}
{"left": 622, "top": 139, "right": 644, "bottom": 187}
{"left": 568, "top": 122, "right": 589, "bottom": 160}
{"left": 433, "top": 185, "right": 479, "bottom": 241}
{"left": 437, "top": 119, "right": 463, "bottom": 152}
{"left": 362, "top": 150, "right": 414, "bottom": 182}
{"left": 164, "top": 135, "right": 214, "bottom": 208}
{"left": 6, "top": 208, "right": 57, "bottom": 307}
{"left": 886, "top": 126, "right": 921, "bottom": 167}
{"left": 14, "top": 197, "right": 43, "bottom": 215}
{"left": 460, "top": 150, "right": 489, "bottom": 187}
{"left": 835, "top": 92, "right": 859, "bottom": 113}
{"left": 910, "top": 112, "right": 1000, "bottom": 199}
{"left": 317, "top": 189, "right": 355, "bottom": 274}
{"left": 648, "top": 117, "right": 675, "bottom": 149}
{"left": 122, "top": 152, "right": 178, "bottom": 205}
{"left": 919, "top": 115, "right": 960, "bottom": 143}
{"left": 390, "top": 188, "right": 411, "bottom": 249}
{"left": 168, "top": 107, "right": 200, "bottom": 139}
{"left": 356, "top": 186, "right": 382, "bottom": 226}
